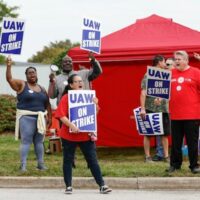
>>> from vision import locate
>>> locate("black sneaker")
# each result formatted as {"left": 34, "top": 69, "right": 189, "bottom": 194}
{"left": 65, "top": 186, "right": 73, "bottom": 194}
{"left": 165, "top": 166, "right": 180, "bottom": 173}
{"left": 36, "top": 163, "right": 48, "bottom": 171}
{"left": 100, "top": 185, "right": 112, "bottom": 194}
{"left": 191, "top": 167, "right": 200, "bottom": 174}
{"left": 152, "top": 155, "right": 163, "bottom": 161}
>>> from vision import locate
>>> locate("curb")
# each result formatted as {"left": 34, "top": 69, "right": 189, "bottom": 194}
{"left": 0, "top": 177, "right": 200, "bottom": 189}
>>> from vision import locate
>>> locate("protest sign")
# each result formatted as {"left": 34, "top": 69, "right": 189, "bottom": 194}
{"left": 133, "top": 107, "right": 164, "bottom": 135}
{"left": 81, "top": 18, "right": 101, "bottom": 54}
{"left": 0, "top": 17, "right": 25, "bottom": 54}
{"left": 146, "top": 66, "right": 171, "bottom": 99}
{"left": 68, "top": 90, "right": 97, "bottom": 132}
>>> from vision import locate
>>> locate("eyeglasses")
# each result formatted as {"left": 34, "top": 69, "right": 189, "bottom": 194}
{"left": 73, "top": 80, "right": 83, "bottom": 83}
{"left": 166, "top": 63, "right": 172, "bottom": 66}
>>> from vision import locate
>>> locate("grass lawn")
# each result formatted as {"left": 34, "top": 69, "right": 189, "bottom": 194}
{"left": 0, "top": 134, "right": 199, "bottom": 177}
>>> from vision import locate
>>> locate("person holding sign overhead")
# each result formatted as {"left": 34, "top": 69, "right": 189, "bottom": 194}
{"left": 48, "top": 52, "right": 102, "bottom": 105}
{"left": 140, "top": 55, "right": 170, "bottom": 163}
{"left": 47, "top": 52, "right": 102, "bottom": 153}
{"left": 166, "top": 51, "right": 200, "bottom": 174}
{"left": 6, "top": 56, "right": 52, "bottom": 172}
{"left": 55, "top": 74, "right": 112, "bottom": 194}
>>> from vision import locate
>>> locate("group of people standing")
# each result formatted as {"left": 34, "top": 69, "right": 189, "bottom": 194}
{"left": 6, "top": 53, "right": 112, "bottom": 194}
{"left": 5, "top": 49, "right": 200, "bottom": 194}
{"left": 140, "top": 51, "right": 200, "bottom": 174}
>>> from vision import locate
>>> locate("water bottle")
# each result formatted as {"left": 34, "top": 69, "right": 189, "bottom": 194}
{"left": 182, "top": 145, "right": 188, "bottom": 160}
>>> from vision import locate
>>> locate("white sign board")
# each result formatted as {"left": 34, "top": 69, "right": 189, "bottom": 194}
{"left": 133, "top": 107, "right": 164, "bottom": 135}
{"left": 0, "top": 17, "right": 25, "bottom": 54}
{"left": 68, "top": 90, "right": 97, "bottom": 132}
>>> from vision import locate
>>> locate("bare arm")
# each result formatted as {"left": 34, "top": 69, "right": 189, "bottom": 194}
{"left": 6, "top": 57, "right": 24, "bottom": 92}
{"left": 60, "top": 116, "right": 80, "bottom": 133}
{"left": 93, "top": 97, "right": 100, "bottom": 113}
{"left": 140, "top": 89, "right": 146, "bottom": 120}
{"left": 194, "top": 52, "right": 200, "bottom": 61}
{"left": 48, "top": 73, "right": 58, "bottom": 98}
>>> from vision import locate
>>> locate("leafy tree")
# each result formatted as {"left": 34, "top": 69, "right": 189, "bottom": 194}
{"left": 52, "top": 50, "right": 68, "bottom": 73}
{"left": 28, "top": 39, "right": 80, "bottom": 65}
{"left": 0, "top": 0, "right": 19, "bottom": 22}
{"left": 0, "top": 0, "right": 19, "bottom": 64}
{"left": 0, "top": 54, "right": 5, "bottom": 63}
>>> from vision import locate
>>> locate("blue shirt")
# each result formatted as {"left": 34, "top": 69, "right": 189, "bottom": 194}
{"left": 17, "top": 82, "right": 48, "bottom": 112}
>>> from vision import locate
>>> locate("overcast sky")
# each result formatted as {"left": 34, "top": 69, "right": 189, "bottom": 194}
{"left": 2, "top": 0, "right": 200, "bottom": 62}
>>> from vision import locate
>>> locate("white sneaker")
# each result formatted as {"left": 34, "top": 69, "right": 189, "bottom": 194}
{"left": 19, "top": 164, "right": 27, "bottom": 172}
{"left": 65, "top": 186, "right": 73, "bottom": 194}
{"left": 144, "top": 156, "right": 154, "bottom": 163}
{"left": 100, "top": 185, "right": 112, "bottom": 194}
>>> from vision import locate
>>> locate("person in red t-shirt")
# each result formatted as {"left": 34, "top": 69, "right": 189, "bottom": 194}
{"left": 166, "top": 50, "right": 200, "bottom": 174}
{"left": 55, "top": 74, "right": 112, "bottom": 194}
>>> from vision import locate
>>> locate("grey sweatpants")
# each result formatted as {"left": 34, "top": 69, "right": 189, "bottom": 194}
{"left": 19, "top": 116, "right": 44, "bottom": 166}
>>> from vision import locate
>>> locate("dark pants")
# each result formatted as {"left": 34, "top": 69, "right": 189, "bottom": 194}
{"left": 170, "top": 120, "right": 199, "bottom": 170}
{"left": 61, "top": 138, "right": 105, "bottom": 187}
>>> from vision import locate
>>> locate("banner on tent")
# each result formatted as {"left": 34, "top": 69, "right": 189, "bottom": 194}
{"left": 68, "top": 90, "right": 97, "bottom": 132}
{"left": 146, "top": 66, "right": 171, "bottom": 100}
{"left": 81, "top": 18, "right": 101, "bottom": 54}
{"left": 133, "top": 107, "right": 164, "bottom": 135}
{"left": 0, "top": 17, "right": 25, "bottom": 54}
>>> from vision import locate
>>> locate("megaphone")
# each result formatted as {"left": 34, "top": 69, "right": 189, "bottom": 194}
{"left": 50, "top": 64, "right": 59, "bottom": 73}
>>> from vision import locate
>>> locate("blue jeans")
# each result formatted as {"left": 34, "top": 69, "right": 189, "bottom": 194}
{"left": 156, "top": 136, "right": 164, "bottom": 158}
{"left": 19, "top": 116, "right": 44, "bottom": 166}
{"left": 61, "top": 138, "right": 105, "bottom": 187}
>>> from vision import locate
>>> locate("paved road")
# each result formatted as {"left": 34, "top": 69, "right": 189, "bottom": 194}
{"left": 1, "top": 189, "right": 200, "bottom": 200}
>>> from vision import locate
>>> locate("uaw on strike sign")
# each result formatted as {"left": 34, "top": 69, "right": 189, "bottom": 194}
{"left": 81, "top": 18, "right": 101, "bottom": 54}
{"left": 146, "top": 66, "right": 171, "bottom": 100}
{"left": 133, "top": 107, "right": 164, "bottom": 135}
{"left": 68, "top": 90, "right": 97, "bottom": 132}
{"left": 0, "top": 17, "right": 25, "bottom": 54}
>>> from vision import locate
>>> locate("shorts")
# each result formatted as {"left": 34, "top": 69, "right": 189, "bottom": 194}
{"left": 146, "top": 110, "right": 171, "bottom": 136}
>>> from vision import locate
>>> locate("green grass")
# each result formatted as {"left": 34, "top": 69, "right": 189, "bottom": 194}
{"left": 0, "top": 134, "right": 199, "bottom": 177}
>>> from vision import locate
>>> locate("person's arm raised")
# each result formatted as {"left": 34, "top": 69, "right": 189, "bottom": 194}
{"left": 48, "top": 73, "right": 58, "bottom": 98}
{"left": 6, "top": 56, "right": 24, "bottom": 92}
{"left": 88, "top": 51, "right": 102, "bottom": 81}
{"left": 194, "top": 52, "right": 200, "bottom": 61}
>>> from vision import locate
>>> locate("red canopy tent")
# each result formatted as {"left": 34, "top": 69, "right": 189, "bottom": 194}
{"left": 68, "top": 14, "right": 200, "bottom": 147}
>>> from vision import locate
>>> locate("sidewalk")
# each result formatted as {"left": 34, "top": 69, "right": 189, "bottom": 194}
{"left": 0, "top": 177, "right": 200, "bottom": 189}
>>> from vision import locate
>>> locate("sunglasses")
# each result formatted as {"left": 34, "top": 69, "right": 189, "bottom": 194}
{"left": 166, "top": 63, "right": 172, "bottom": 66}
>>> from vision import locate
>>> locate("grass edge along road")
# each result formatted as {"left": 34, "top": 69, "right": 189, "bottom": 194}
{"left": 0, "top": 134, "right": 199, "bottom": 177}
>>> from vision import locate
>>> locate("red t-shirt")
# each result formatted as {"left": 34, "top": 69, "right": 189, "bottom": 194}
{"left": 55, "top": 94, "right": 90, "bottom": 141}
{"left": 170, "top": 66, "right": 200, "bottom": 120}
